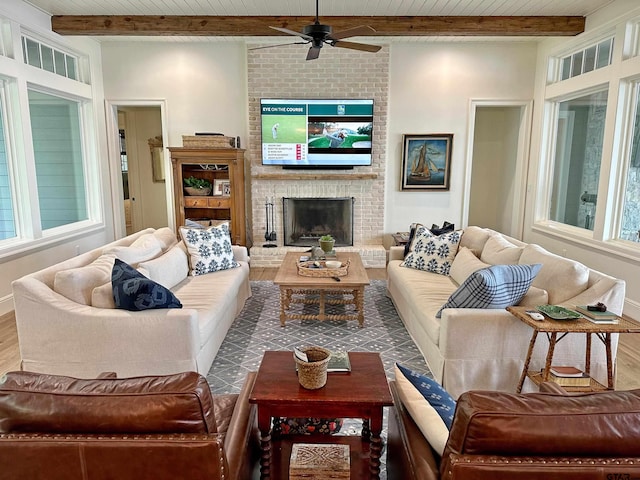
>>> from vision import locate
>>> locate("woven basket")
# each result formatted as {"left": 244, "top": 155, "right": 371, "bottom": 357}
{"left": 297, "top": 259, "right": 350, "bottom": 278}
{"left": 182, "top": 135, "right": 235, "bottom": 148}
{"left": 294, "top": 347, "right": 331, "bottom": 390}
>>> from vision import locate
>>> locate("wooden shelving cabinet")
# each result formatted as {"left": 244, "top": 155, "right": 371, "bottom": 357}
{"left": 169, "top": 147, "right": 246, "bottom": 246}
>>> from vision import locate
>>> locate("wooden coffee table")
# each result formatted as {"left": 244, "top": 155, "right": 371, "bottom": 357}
{"left": 274, "top": 251, "right": 370, "bottom": 327}
{"left": 249, "top": 351, "right": 393, "bottom": 480}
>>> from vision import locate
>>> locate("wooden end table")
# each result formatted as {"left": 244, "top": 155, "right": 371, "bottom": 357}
{"left": 507, "top": 305, "right": 640, "bottom": 392}
{"left": 248, "top": 351, "right": 393, "bottom": 480}
{"left": 273, "top": 251, "right": 370, "bottom": 327}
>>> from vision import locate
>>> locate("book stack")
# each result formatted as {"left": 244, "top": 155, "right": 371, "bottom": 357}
{"left": 548, "top": 366, "right": 591, "bottom": 387}
{"left": 575, "top": 305, "right": 619, "bottom": 324}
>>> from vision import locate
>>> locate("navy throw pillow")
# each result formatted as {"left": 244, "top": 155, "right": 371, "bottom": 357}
{"left": 112, "top": 259, "right": 182, "bottom": 311}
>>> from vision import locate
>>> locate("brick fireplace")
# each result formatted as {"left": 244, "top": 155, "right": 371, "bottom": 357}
{"left": 246, "top": 44, "right": 389, "bottom": 267}
{"left": 283, "top": 197, "right": 354, "bottom": 247}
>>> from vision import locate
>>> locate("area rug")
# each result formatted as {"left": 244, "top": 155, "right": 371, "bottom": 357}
{"left": 206, "top": 279, "right": 432, "bottom": 394}
{"left": 206, "top": 279, "right": 431, "bottom": 480}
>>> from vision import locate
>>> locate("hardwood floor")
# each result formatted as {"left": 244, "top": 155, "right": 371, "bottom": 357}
{"left": 2, "top": 266, "right": 639, "bottom": 391}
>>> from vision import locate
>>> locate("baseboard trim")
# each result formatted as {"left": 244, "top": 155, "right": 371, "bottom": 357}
{"left": 0, "top": 294, "right": 14, "bottom": 317}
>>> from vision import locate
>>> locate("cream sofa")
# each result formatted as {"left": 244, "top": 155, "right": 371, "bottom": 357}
{"left": 387, "top": 226, "right": 626, "bottom": 399}
{"left": 12, "top": 227, "right": 251, "bottom": 378}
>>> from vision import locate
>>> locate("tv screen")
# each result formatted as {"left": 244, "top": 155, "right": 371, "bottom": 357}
{"left": 260, "top": 98, "right": 373, "bottom": 167}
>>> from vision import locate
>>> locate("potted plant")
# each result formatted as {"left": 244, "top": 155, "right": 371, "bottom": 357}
{"left": 183, "top": 176, "right": 212, "bottom": 196}
{"left": 319, "top": 234, "right": 335, "bottom": 253}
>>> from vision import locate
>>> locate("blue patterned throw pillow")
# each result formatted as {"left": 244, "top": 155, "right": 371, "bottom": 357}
{"left": 394, "top": 363, "right": 456, "bottom": 456}
{"left": 401, "top": 226, "right": 463, "bottom": 276}
{"left": 179, "top": 223, "right": 239, "bottom": 276}
{"left": 437, "top": 263, "right": 542, "bottom": 318}
{"left": 112, "top": 259, "right": 182, "bottom": 311}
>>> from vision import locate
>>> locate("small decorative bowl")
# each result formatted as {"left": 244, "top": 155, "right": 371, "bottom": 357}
{"left": 325, "top": 260, "right": 342, "bottom": 269}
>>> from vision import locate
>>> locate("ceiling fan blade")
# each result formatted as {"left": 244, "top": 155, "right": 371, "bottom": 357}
{"left": 329, "top": 25, "right": 376, "bottom": 41}
{"left": 332, "top": 40, "right": 381, "bottom": 53}
{"left": 306, "top": 46, "right": 321, "bottom": 61}
{"left": 269, "top": 26, "right": 313, "bottom": 41}
{"left": 249, "top": 41, "right": 309, "bottom": 51}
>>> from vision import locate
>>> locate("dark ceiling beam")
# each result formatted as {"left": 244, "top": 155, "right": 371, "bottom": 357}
{"left": 51, "top": 15, "right": 585, "bottom": 37}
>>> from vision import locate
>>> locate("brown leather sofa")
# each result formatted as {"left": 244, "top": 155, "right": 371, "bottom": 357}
{"left": 0, "top": 370, "right": 259, "bottom": 480}
{"left": 388, "top": 380, "right": 640, "bottom": 480}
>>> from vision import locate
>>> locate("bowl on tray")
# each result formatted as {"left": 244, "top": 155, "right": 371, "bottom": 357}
{"left": 325, "top": 260, "right": 342, "bottom": 269}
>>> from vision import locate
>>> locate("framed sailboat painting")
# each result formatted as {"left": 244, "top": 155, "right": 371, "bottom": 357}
{"left": 401, "top": 134, "right": 453, "bottom": 191}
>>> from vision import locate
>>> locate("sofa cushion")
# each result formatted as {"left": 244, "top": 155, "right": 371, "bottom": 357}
{"left": 458, "top": 226, "right": 492, "bottom": 256}
{"left": 104, "top": 233, "right": 163, "bottom": 265}
{"left": 450, "top": 247, "right": 489, "bottom": 285}
{"left": 401, "top": 226, "right": 463, "bottom": 276}
{"left": 153, "top": 226, "right": 179, "bottom": 252}
{"left": 480, "top": 235, "right": 524, "bottom": 265}
{"left": 519, "top": 244, "right": 590, "bottom": 304}
{"left": 137, "top": 243, "right": 189, "bottom": 289}
{"left": 53, "top": 254, "right": 116, "bottom": 305}
{"left": 180, "top": 223, "right": 239, "bottom": 276}
{"left": 437, "top": 263, "right": 542, "bottom": 318}
{"left": 394, "top": 363, "right": 455, "bottom": 456}
{"left": 112, "top": 259, "right": 182, "bottom": 311}
{"left": 0, "top": 370, "right": 217, "bottom": 434}
{"left": 518, "top": 285, "right": 549, "bottom": 306}
{"left": 91, "top": 281, "right": 115, "bottom": 309}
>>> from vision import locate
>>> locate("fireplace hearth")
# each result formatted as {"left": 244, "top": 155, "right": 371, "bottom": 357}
{"left": 283, "top": 197, "right": 354, "bottom": 247}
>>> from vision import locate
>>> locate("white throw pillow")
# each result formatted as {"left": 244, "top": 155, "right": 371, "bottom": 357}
{"left": 401, "top": 226, "right": 463, "bottom": 276}
{"left": 179, "top": 223, "right": 239, "bottom": 276}
{"left": 137, "top": 244, "right": 189, "bottom": 289}
{"left": 480, "top": 235, "right": 524, "bottom": 265}
{"left": 54, "top": 254, "right": 116, "bottom": 305}
{"left": 449, "top": 247, "right": 490, "bottom": 285}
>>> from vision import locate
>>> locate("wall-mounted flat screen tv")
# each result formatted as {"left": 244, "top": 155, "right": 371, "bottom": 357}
{"left": 260, "top": 98, "right": 373, "bottom": 168}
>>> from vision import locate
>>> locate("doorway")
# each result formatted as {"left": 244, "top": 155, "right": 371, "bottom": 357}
{"left": 106, "top": 101, "right": 172, "bottom": 238}
{"left": 465, "top": 101, "right": 532, "bottom": 238}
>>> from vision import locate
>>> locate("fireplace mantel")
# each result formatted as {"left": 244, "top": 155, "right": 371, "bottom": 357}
{"left": 253, "top": 173, "right": 378, "bottom": 180}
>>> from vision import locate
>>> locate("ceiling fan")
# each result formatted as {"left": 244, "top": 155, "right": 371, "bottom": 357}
{"left": 254, "top": 0, "right": 381, "bottom": 61}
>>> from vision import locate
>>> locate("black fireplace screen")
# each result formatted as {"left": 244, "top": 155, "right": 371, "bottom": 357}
{"left": 283, "top": 197, "right": 354, "bottom": 247}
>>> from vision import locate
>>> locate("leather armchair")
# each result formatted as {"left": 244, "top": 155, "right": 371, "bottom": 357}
{"left": 0, "top": 370, "right": 259, "bottom": 480}
{"left": 388, "top": 380, "right": 640, "bottom": 480}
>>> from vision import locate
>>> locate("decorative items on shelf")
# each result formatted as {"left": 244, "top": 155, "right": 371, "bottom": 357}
{"left": 183, "top": 176, "right": 212, "bottom": 196}
{"left": 213, "top": 179, "right": 231, "bottom": 196}
{"left": 263, "top": 197, "right": 277, "bottom": 248}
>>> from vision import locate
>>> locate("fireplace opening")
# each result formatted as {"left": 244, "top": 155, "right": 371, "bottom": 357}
{"left": 283, "top": 197, "right": 354, "bottom": 247}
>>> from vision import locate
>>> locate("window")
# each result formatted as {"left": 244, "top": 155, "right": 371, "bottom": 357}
{"left": 21, "top": 35, "right": 78, "bottom": 81}
{"left": 0, "top": 92, "right": 16, "bottom": 241}
{"left": 28, "top": 89, "right": 88, "bottom": 230}
{"left": 557, "top": 38, "right": 613, "bottom": 82}
{"left": 549, "top": 90, "right": 608, "bottom": 230}
{"left": 619, "top": 85, "right": 640, "bottom": 242}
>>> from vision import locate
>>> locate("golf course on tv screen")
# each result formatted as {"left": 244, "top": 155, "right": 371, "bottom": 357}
{"left": 260, "top": 98, "right": 373, "bottom": 167}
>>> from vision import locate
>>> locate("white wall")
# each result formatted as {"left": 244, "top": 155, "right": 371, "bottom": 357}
{"left": 385, "top": 42, "right": 538, "bottom": 242}
{"left": 100, "top": 42, "right": 249, "bottom": 152}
